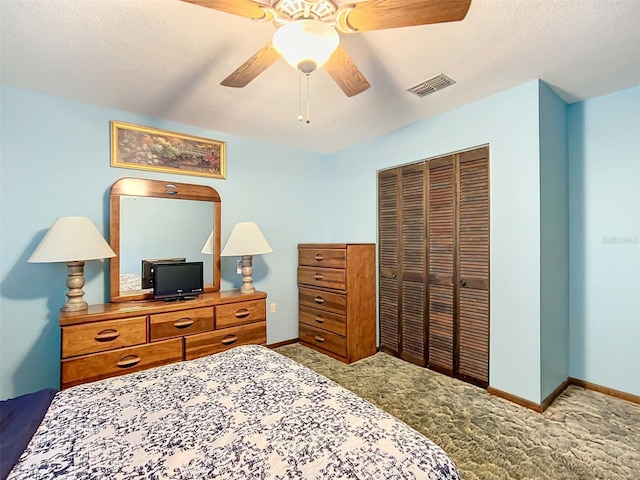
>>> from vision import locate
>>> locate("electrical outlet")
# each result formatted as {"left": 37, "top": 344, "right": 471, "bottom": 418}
{"left": 270, "top": 303, "right": 277, "bottom": 314}
{"left": 236, "top": 259, "right": 242, "bottom": 274}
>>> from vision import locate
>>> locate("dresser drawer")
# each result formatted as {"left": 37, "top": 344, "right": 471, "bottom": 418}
{"left": 62, "top": 316, "right": 147, "bottom": 358}
{"left": 299, "top": 323, "right": 347, "bottom": 358}
{"left": 299, "top": 248, "right": 346, "bottom": 269}
{"left": 299, "top": 287, "right": 346, "bottom": 315}
{"left": 215, "top": 300, "right": 266, "bottom": 329}
{"left": 298, "top": 266, "right": 346, "bottom": 290}
{"left": 61, "top": 338, "right": 183, "bottom": 389}
{"left": 299, "top": 305, "right": 346, "bottom": 336}
{"left": 150, "top": 307, "right": 213, "bottom": 341}
{"left": 184, "top": 321, "right": 266, "bottom": 360}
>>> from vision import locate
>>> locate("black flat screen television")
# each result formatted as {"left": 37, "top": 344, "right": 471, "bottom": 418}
{"left": 152, "top": 261, "right": 204, "bottom": 301}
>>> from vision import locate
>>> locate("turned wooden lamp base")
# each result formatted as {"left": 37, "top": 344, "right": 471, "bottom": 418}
{"left": 61, "top": 261, "right": 89, "bottom": 312}
{"left": 239, "top": 255, "right": 256, "bottom": 294}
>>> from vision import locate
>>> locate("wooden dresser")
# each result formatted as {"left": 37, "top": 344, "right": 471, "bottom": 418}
{"left": 59, "top": 290, "right": 266, "bottom": 389}
{"left": 297, "top": 243, "right": 376, "bottom": 363}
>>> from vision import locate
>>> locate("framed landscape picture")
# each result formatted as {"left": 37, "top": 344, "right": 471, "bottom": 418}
{"left": 110, "top": 121, "right": 226, "bottom": 179}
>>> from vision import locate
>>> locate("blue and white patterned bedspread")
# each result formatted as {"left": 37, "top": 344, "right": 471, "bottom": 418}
{"left": 9, "top": 345, "right": 460, "bottom": 479}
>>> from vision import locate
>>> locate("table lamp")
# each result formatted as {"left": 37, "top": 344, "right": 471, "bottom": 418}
{"left": 220, "top": 222, "right": 272, "bottom": 294}
{"left": 201, "top": 231, "right": 214, "bottom": 255}
{"left": 28, "top": 216, "right": 116, "bottom": 312}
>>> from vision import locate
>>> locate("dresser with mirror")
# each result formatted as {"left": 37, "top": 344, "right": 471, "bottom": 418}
{"left": 59, "top": 178, "right": 267, "bottom": 389}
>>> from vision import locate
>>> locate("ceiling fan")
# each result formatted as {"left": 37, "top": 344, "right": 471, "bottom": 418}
{"left": 182, "top": 0, "right": 472, "bottom": 98}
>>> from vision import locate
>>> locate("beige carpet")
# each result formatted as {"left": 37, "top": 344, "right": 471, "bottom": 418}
{"left": 276, "top": 344, "right": 640, "bottom": 480}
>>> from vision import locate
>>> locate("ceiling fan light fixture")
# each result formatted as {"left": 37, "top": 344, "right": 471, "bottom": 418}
{"left": 272, "top": 19, "right": 340, "bottom": 73}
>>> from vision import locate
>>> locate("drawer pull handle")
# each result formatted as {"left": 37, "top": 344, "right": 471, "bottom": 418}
{"left": 314, "top": 335, "right": 325, "bottom": 343}
{"left": 314, "top": 296, "right": 325, "bottom": 304}
{"left": 95, "top": 329, "right": 120, "bottom": 342}
{"left": 173, "top": 318, "right": 194, "bottom": 329}
{"left": 221, "top": 334, "right": 239, "bottom": 345}
{"left": 315, "top": 254, "right": 324, "bottom": 261}
{"left": 314, "top": 273, "right": 324, "bottom": 280}
{"left": 315, "top": 315, "right": 325, "bottom": 324}
{"left": 116, "top": 355, "right": 141, "bottom": 368}
{"left": 234, "top": 309, "right": 251, "bottom": 319}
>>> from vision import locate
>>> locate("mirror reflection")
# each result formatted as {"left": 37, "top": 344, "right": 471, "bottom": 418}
{"left": 119, "top": 196, "right": 213, "bottom": 295}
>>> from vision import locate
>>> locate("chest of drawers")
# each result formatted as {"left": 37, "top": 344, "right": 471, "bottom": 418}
{"left": 297, "top": 243, "right": 376, "bottom": 363}
{"left": 60, "top": 290, "right": 267, "bottom": 388}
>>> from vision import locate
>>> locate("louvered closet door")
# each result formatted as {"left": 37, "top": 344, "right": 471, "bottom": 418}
{"left": 456, "top": 148, "right": 490, "bottom": 386}
{"left": 377, "top": 165, "right": 427, "bottom": 365}
{"left": 378, "top": 168, "right": 400, "bottom": 354}
{"left": 378, "top": 146, "right": 489, "bottom": 386}
{"left": 427, "top": 156, "right": 456, "bottom": 375}
{"left": 399, "top": 165, "right": 427, "bottom": 366}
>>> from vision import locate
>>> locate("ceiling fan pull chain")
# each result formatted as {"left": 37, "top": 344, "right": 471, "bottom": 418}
{"left": 306, "top": 73, "right": 311, "bottom": 124}
{"left": 298, "top": 71, "right": 304, "bottom": 122}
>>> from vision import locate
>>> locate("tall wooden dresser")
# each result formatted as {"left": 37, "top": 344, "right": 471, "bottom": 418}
{"left": 59, "top": 290, "right": 266, "bottom": 389}
{"left": 297, "top": 243, "right": 376, "bottom": 363}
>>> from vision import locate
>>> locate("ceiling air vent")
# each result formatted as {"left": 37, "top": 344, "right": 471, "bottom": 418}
{"left": 407, "top": 74, "right": 456, "bottom": 98}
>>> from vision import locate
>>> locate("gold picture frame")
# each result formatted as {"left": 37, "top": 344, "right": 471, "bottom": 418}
{"left": 110, "top": 121, "right": 226, "bottom": 179}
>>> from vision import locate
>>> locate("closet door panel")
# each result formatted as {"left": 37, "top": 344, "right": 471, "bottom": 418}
{"left": 378, "top": 169, "right": 400, "bottom": 353}
{"left": 427, "top": 157, "right": 455, "bottom": 373}
{"left": 400, "top": 165, "right": 427, "bottom": 365}
{"left": 457, "top": 148, "right": 489, "bottom": 385}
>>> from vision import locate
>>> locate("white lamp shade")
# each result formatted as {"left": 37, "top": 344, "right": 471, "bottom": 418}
{"left": 201, "top": 231, "right": 214, "bottom": 254}
{"left": 220, "top": 222, "right": 273, "bottom": 257}
{"left": 28, "top": 216, "right": 116, "bottom": 263}
{"left": 272, "top": 19, "right": 340, "bottom": 72}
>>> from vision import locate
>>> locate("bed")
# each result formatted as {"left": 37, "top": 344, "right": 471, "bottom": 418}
{"left": 5, "top": 345, "right": 460, "bottom": 479}
{"left": 119, "top": 273, "right": 143, "bottom": 292}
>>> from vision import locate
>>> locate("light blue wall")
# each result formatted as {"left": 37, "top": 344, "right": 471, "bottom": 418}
{"left": 0, "top": 85, "right": 328, "bottom": 399}
{"left": 326, "top": 81, "right": 543, "bottom": 402}
{"left": 568, "top": 86, "right": 640, "bottom": 396}
{"left": 539, "top": 82, "right": 570, "bottom": 400}
{"left": 3, "top": 81, "right": 637, "bottom": 403}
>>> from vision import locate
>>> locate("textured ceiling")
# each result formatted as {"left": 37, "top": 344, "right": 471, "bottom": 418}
{"left": 1, "top": 0, "right": 639, "bottom": 154}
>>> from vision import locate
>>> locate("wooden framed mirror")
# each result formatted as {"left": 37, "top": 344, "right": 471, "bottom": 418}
{"left": 109, "top": 177, "right": 221, "bottom": 302}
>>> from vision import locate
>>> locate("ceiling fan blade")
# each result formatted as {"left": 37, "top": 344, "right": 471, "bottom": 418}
{"left": 181, "top": 0, "right": 269, "bottom": 20}
{"left": 220, "top": 42, "right": 281, "bottom": 88}
{"left": 323, "top": 46, "right": 371, "bottom": 97}
{"left": 336, "top": 0, "right": 472, "bottom": 33}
